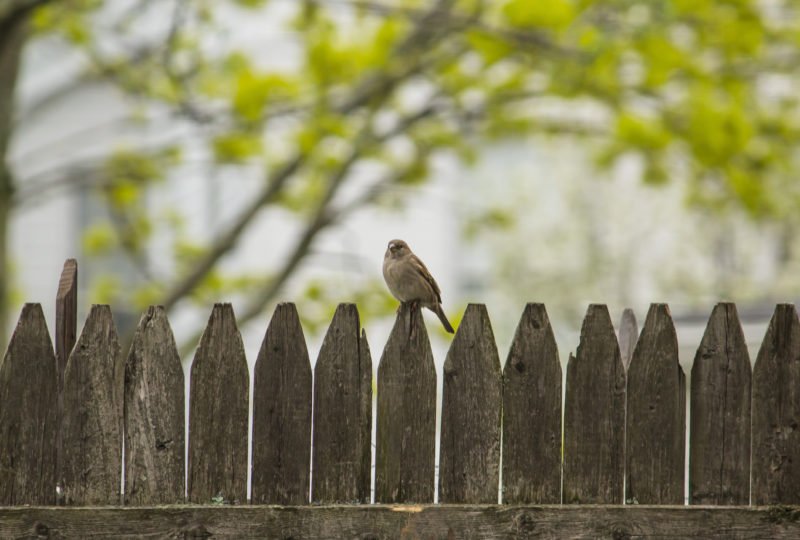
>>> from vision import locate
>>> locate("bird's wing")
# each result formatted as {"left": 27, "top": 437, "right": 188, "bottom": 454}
{"left": 410, "top": 253, "right": 443, "bottom": 304}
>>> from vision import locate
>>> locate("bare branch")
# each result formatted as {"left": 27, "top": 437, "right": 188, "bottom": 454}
{"left": 176, "top": 158, "right": 424, "bottom": 356}
{"left": 175, "top": 99, "right": 440, "bottom": 355}
{"left": 106, "top": 206, "right": 159, "bottom": 283}
{"left": 314, "top": 0, "right": 584, "bottom": 58}
{"left": 160, "top": 0, "right": 461, "bottom": 314}
{"left": 159, "top": 153, "right": 304, "bottom": 311}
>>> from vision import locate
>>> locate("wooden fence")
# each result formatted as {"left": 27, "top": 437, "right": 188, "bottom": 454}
{"left": 0, "top": 261, "right": 799, "bottom": 538}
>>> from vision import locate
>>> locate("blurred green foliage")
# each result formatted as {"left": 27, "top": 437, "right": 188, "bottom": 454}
{"left": 20, "top": 0, "right": 800, "bottom": 342}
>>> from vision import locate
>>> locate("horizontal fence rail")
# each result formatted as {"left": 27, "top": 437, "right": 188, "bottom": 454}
{"left": 2, "top": 505, "right": 800, "bottom": 539}
{"left": 1, "top": 261, "right": 800, "bottom": 538}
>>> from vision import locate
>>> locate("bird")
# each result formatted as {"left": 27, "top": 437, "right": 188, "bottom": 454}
{"left": 382, "top": 239, "right": 455, "bottom": 334}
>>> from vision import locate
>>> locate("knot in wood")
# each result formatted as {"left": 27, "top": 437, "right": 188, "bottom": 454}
{"left": 32, "top": 521, "right": 50, "bottom": 537}
{"left": 513, "top": 511, "right": 536, "bottom": 533}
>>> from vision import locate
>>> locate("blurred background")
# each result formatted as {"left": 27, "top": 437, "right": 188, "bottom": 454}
{"left": 2, "top": 0, "right": 800, "bottom": 373}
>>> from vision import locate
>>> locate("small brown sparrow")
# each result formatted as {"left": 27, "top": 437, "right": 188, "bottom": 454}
{"left": 382, "top": 239, "right": 455, "bottom": 333}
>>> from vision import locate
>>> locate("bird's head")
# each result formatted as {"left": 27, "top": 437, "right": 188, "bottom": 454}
{"left": 386, "top": 239, "right": 410, "bottom": 259}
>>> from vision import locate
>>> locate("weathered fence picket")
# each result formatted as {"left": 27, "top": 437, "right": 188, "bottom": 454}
{"left": 625, "top": 304, "right": 685, "bottom": 505}
{"left": 187, "top": 303, "right": 249, "bottom": 504}
{"left": 54, "top": 259, "right": 77, "bottom": 505}
{"left": 55, "top": 259, "right": 78, "bottom": 396}
{"left": 0, "top": 304, "right": 58, "bottom": 505}
{"left": 251, "top": 303, "right": 312, "bottom": 505}
{"left": 501, "top": 303, "right": 562, "bottom": 504}
{"left": 124, "top": 306, "right": 185, "bottom": 505}
{"left": 439, "top": 304, "right": 502, "bottom": 504}
{"left": 2, "top": 261, "right": 800, "bottom": 538}
{"left": 62, "top": 305, "right": 123, "bottom": 505}
{"left": 311, "top": 304, "right": 372, "bottom": 503}
{"left": 375, "top": 303, "right": 436, "bottom": 503}
{"left": 752, "top": 304, "right": 800, "bottom": 505}
{"left": 563, "top": 304, "right": 626, "bottom": 504}
{"left": 618, "top": 307, "right": 638, "bottom": 370}
{"left": 690, "top": 303, "right": 751, "bottom": 505}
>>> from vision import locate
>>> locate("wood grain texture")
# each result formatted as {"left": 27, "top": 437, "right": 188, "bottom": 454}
{"left": 124, "top": 306, "right": 185, "bottom": 505}
{"left": 439, "top": 304, "right": 502, "bottom": 504}
{"left": 690, "top": 303, "right": 751, "bottom": 505}
{"left": 61, "top": 305, "right": 123, "bottom": 505}
{"left": 251, "top": 303, "right": 312, "bottom": 505}
{"left": 55, "top": 258, "right": 78, "bottom": 395}
{"left": 502, "top": 303, "right": 562, "bottom": 504}
{"left": 187, "top": 304, "right": 249, "bottom": 504}
{"left": 752, "top": 304, "right": 800, "bottom": 505}
{"left": 54, "top": 259, "right": 77, "bottom": 504}
{"left": 563, "top": 304, "right": 626, "bottom": 504}
{"left": 0, "top": 304, "right": 58, "bottom": 505}
{"left": 312, "top": 304, "right": 372, "bottom": 503}
{"left": 618, "top": 308, "right": 638, "bottom": 370}
{"left": 375, "top": 303, "right": 436, "bottom": 503}
{"left": 1, "top": 505, "right": 799, "bottom": 539}
{"left": 625, "top": 304, "right": 685, "bottom": 505}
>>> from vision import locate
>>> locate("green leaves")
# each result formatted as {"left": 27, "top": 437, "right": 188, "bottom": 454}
{"left": 82, "top": 224, "right": 117, "bottom": 256}
{"left": 232, "top": 0, "right": 269, "bottom": 8}
{"left": 233, "top": 69, "right": 300, "bottom": 123}
{"left": 102, "top": 148, "right": 171, "bottom": 208}
{"left": 30, "top": 0, "right": 102, "bottom": 42}
{"left": 301, "top": 11, "right": 408, "bottom": 88}
{"left": 615, "top": 113, "right": 671, "bottom": 152}
{"left": 212, "top": 132, "right": 263, "bottom": 163}
{"left": 502, "top": 0, "right": 577, "bottom": 31}
{"left": 684, "top": 88, "right": 754, "bottom": 167}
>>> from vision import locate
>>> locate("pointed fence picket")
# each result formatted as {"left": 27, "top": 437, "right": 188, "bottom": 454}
{"left": 501, "top": 303, "right": 561, "bottom": 504}
{"left": 563, "top": 304, "right": 626, "bottom": 504}
{"left": 751, "top": 304, "right": 800, "bottom": 505}
{"left": 124, "top": 306, "right": 184, "bottom": 505}
{"left": 251, "top": 303, "right": 312, "bottom": 505}
{"left": 1, "top": 261, "right": 800, "bottom": 537}
{"left": 311, "top": 304, "right": 372, "bottom": 504}
{"left": 55, "top": 259, "right": 77, "bottom": 397}
{"left": 438, "top": 304, "right": 502, "bottom": 504}
{"left": 0, "top": 304, "right": 58, "bottom": 505}
{"left": 375, "top": 303, "right": 436, "bottom": 503}
{"left": 61, "top": 304, "right": 123, "bottom": 506}
{"left": 187, "top": 304, "right": 249, "bottom": 504}
{"left": 625, "top": 304, "right": 685, "bottom": 505}
{"left": 54, "top": 259, "right": 77, "bottom": 505}
{"left": 689, "top": 303, "right": 751, "bottom": 505}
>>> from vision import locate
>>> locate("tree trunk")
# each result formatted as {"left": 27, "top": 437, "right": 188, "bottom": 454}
{"left": 0, "top": 9, "right": 31, "bottom": 348}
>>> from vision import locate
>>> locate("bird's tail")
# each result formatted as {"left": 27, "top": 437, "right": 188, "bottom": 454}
{"left": 432, "top": 304, "right": 455, "bottom": 334}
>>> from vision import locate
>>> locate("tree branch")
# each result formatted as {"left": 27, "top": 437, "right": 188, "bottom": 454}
{"left": 176, "top": 157, "right": 426, "bottom": 356}
{"left": 160, "top": 0, "right": 461, "bottom": 315}
{"left": 159, "top": 153, "right": 305, "bottom": 311}
{"left": 175, "top": 98, "right": 440, "bottom": 355}
{"left": 314, "top": 0, "right": 584, "bottom": 58}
